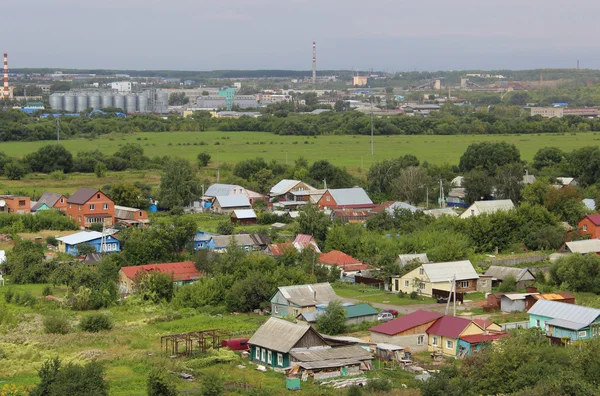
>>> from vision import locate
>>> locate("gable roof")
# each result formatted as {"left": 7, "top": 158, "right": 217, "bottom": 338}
{"left": 270, "top": 180, "right": 315, "bottom": 196}
{"left": 422, "top": 260, "right": 479, "bottom": 282}
{"left": 205, "top": 184, "right": 237, "bottom": 196}
{"left": 248, "top": 317, "right": 324, "bottom": 353}
{"left": 212, "top": 234, "right": 255, "bottom": 248}
{"left": 318, "top": 250, "right": 362, "bottom": 267}
{"left": 56, "top": 231, "right": 104, "bottom": 245}
{"left": 583, "top": 199, "right": 596, "bottom": 212}
{"left": 214, "top": 196, "right": 251, "bottom": 208}
{"left": 583, "top": 214, "right": 600, "bottom": 226}
{"left": 459, "top": 333, "right": 507, "bottom": 344}
{"left": 232, "top": 209, "right": 257, "bottom": 219}
{"left": 386, "top": 201, "right": 418, "bottom": 214}
{"left": 344, "top": 304, "right": 379, "bottom": 319}
{"left": 396, "top": 253, "right": 429, "bottom": 267}
{"left": 276, "top": 283, "right": 338, "bottom": 307}
{"left": 565, "top": 239, "right": 600, "bottom": 254}
{"left": 465, "top": 199, "right": 515, "bottom": 215}
{"left": 484, "top": 266, "right": 536, "bottom": 282}
{"left": 32, "top": 192, "right": 63, "bottom": 211}
{"left": 120, "top": 261, "right": 201, "bottom": 282}
{"left": 426, "top": 315, "right": 479, "bottom": 338}
{"left": 370, "top": 310, "right": 443, "bottom": 335}
{"left": 268, "top": 242, "right": 294, "bottom": 256}
{"left": 528, "top": 300, "right": 600, "bottom": 330}
{"left": 327, "top": 188, "right": 373, "bottom": 206}
{"left": 289, "top": 345, "right": 371, "bottom": 362}
{"left": 67, "top": 188, "right": 103, "bottom": 204}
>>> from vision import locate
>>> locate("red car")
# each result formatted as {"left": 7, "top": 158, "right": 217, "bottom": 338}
{"left": 382, "top": 309, "right": 399, "bottom": 318}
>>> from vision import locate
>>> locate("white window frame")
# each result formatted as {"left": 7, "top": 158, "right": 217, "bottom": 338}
{"left": 418, "top": 282, "right": 425, "bottom": 290}
{"left": 417, "top": 335, "right": 424, "bottom": 345}
{"left": 419, "top": 268, "right": 424, "bottom": 276}
{"left": 584, "top": 224, "right": 588, "bottom": 232}
{"left": 90, "top": 204, "right": 95, "bottom": 210}
{"left": 446, "top": 340, "right": 454, "bottom": 349}
{"left": 103, "top": 203, "right": 109, "bottom": 210}
{"left": 461, "top": 280, "right": 469, "bottom": 288}
{"left": 267, "top": 350, "right": 272, "bottom": 364}
{"left": 578, "top": 330, "right": 587, "bottom": 338}
{"left": 255, "top": 347, "right": 260, "bottom": 359}
{"left": 274, "top": 305, "right": 279, "bottom": 314}
{"left": 404, "top": 280, "right": 409, "bottom": 288}
{"left": 432, "top": 336, "right": 438, "bottom": 346}
{"left": 277, "top": 353, "right": 283, "bottom": 366}
{"left": 261, "top": 349, "right": 266, "bottom": 362}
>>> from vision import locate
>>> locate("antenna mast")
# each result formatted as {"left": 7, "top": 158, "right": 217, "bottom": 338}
{"left": 370, "top": 96, "right": 374, "bottom": 155}
{"left": 3, "top": 53, "right": 8, "bottom": 100}
{"left": 312, "top": 42, "right": 317, "bottom": 85}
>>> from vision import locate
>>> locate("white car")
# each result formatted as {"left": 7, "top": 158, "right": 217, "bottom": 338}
{"left": 377, "top": 312, "right": 394, "bottom": 322}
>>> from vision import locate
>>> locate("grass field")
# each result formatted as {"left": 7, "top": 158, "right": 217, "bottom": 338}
{"left": 3, "top": 131, "right": 600, "bottom": 170}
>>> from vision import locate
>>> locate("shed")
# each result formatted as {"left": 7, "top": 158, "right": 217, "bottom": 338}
{"left": 375, "top": 343, "right": 406, "bottom": 362}
{"left": 230, "top": 209, "right": 257, "bottom": 225}
{"left": 563, "top": 239, "right": 600, "bottom": 254}
{"left": 484, "top": 266, "right": 536, "bottom": 289}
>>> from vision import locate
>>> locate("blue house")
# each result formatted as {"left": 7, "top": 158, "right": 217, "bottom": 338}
{"left": 528, "top": 300, "right": 600, "bottom": 344}
{"left": 57, "top": 231, "right": 120, "bottom": 255}
{"left": 193, "top": 231, "right": 218, "bottom": 251}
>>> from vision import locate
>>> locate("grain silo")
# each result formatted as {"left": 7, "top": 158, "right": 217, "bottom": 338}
{"left": 125, "top": 94, "right": 137, "bottom": 113}
{"left": 49, "top": 93, "right": 63, "bottom": 111}
{"left": 64, "top": 93, "right": 75, "bottom": 112}
{"left": 75, "top": 93, "right": 88, "bottom": 112}
{"left": 100, "top": 92, "right": 113, "bottom": 109}
{"left": 88, "top": 93, "right": 101, "bottom": 110}
{"left": 138, "top": 93, "right": 148, "bottom": 113}
{"left": 155, "top": 91, "right": 169, "bottom": 113}
{"left": 114, "top": 93, "right": 125, "bottom": 111}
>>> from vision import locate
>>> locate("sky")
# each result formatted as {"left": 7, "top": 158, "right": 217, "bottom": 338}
{"left": 3, "top": 0, "right": 600, "bottom": 71}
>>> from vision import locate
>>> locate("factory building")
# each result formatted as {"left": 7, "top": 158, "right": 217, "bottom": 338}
{"left": 110, "top": 81, "right": 132, "bottom": 93}
{"left": 49, "top": 89, "right": 168, "bottom": 114}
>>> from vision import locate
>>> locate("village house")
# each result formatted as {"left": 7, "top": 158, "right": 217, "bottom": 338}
{"left": 211, "top": 196, "right": 252, "bottom": 215}
{"left": 578, "top": 214, "right": 600, "bottom": 239}
{"left": 204, "top": 183, "right": 264, "bottom": 204}
{"left": 269, "top": 179, "right": 317, "bottom": 202}
{"left": 529, "top": 300, "right": 600, "bottom": 344}
{"left": 31, "top": 192, "right": 67, "bottom": 213}
{"left": 296, "top": 304, "right": 379, "bottom": 326}
{"left": 562, "top": 239, "right": 600, "bottom": 255}
{"left": 230, "top": 209, "right": 257, "bottom": 225}
{"left": 193, "top": 232, "right": 218, "bottom": 251}
{"left": 376, "top": 201, "right": 418, "bottom": 214}
{"left": 390, "top": 260, "right": 480, "bottom": 298}
{"left": 459, "top": 199, "right": 515, "bottom": 219}
{"left": 270, "top": 283, "right": 338, "bottom": 318}
{"left": 118, "top": 261, "right": 201, "bottom": 295}
{"left": 317, "top": 250, "right": 369, "bottom": 280}
{"left": 395, "top": 253, "right": 429, "bottom": 269}
{"left": 484, "top": 266, "right": 536, "bottom": 289}
{"left": 426, "top": 315, "right": 486, "bottom": 358}
{"left": 457, "top": 332, "right": 508, "bottom": 358}
{"left": 331, "top": 209, "right": 375, "bottom": 223}
{"left": 556, "top": 177, "right": 579, "bottom": 187}
{"left": 267, "top": 234, "right": 321, "bottom": 256}
{"left": 114, "top": 205, "right": 149, "bottom": 227}
{"left": 317, "top": 188, "right": 374, "bottom": 210}
{"left": 485, "top": 291, "right": 575, "bottom": 312}
{"left": 369, "top": 310, "right": 443, "bottom": 352}
{"left": 422, "top": 208, "right": 458, "bottom": 218}
{"left": 56, "top": 231, "right": 120, "bottom": 255}
{"left": 0, "top": 195, "right": 31, "bottom": 214}
{"left": 211, "top": 234, "right": 257, "bottom": 252}
{"left": 446, "top": 188, "right": 467, "bottom": 208}
{"left": 66, "top": 188, "right": 114, "bottom": 228}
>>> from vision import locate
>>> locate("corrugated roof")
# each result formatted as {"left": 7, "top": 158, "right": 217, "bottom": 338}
{"left": 205, "top": 184, "right": 236, "bottom": 196}
{"left": 459, "top": 333, "right": 507, "bottom": 344}
{"left": 270, "top": 180, "right": 305, "bottom": 196}
{"left": 328, "top": 188, "right": 373, "bottom": 206}
{"left": 277, "top": 283, "right": 338, "bottom": 307}
{"left": 289, "top": 345, "right": 371, "bottom": 362}
{"left": 484, "top": 266, "right": 535, "bottom": 282}
{"left": 501, "top": 293, "right": 535, "bottom": 301}
{"left": 344, "top": 304, "right": 379, "bottom": 319}
{"left": 114, "top": 205, "right": 144, "bottom": 220}
{"left": 212, "top": 234, "right": 255, "bottom": 248}
{"left": 32, "top": 192, "right": 63, "bottom": 211}
{"left": 268, "top": 242, "right": 294, "bottom": 256}
{"left": 370, "top": 310, "right": 443, "bottom": 336}
{"left": 386, "top": 201, "right": 417, "bottom": 214}
{"left": 56, "top": 231, "right": 104, "bottom": 245}
{"left": 232, "top": 209, "right": 257, "bottom": 219}
{"left": 318, "top": 250, "right": 362, "bottom": 266}
{"left": 565, "top": 239, "right": 600, "bottom": 254}
{"left": 294, "top": 234, "right": 315, "bottom": 244}
{"left": 584, "top": 214, "right": 600, "bottom": 226}
{"left": 528, "top": 300, "right": 600, "bottom": 328}
{"left": 583, "top": 200, "right": 596, "bottom": 212}
{"left": 557, "top": 177, "right": 575, "bottom": 185}
{"left": 396, "top": 254, "right": 429, "bottom": 267}
{"left": 426, "top": 315, "right": 478, "bottom": 338}
{"left": 422, "top": 208, "right": 458, "bottom": 218}
{"left": 297, "top": 358, "right": 362, "bottom": 370}
{"left": 546, "top": 318, "right": 588, "bottom": 331}
{"left": 120, "top": 261, "right": 201, "bottom": 282}
{"left": 467, "top": 199, "right": 515, "bottom": 215}
{"left": 248, "top": 317, "right": 322, "bottom": 353}
{"left": 214, "top": 196, "right": 251, "bottom": 208}
{"left": 422, "top": 260, "right": 479, "bottom": 282}
{"left": 67, "top": 188, "right": 101, "bottom": 204}
{"left": 532, "top": 292, "right": 575, "bottom": 301}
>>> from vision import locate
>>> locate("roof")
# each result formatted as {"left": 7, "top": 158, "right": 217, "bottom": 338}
{"left": 212, "top": 234, "right": 255, "bottom": 248}
{"left": 532, "top": 292, "right": 575, "bottom": 301}
{"left": 320, "top": 335, "right": 375, "bottom": 345}
{"left": 523, "top": 174, "right": 536, "bottom": 184}
{"left": 501, "top": 293, "right": 535, "bottom": 301}
{"left": 528, "top": 300, "right": 600, "bottom": 329}
{"left": 546, "top": 318, "right": 590, "bottom": 330}
{"left": 484, "top": 266, "right": 535, "bottom": 282}
{"left": 376, "top": 343, "right": 405, "bottom": 351}
{"left": 472, "top": 319, "right": 500, "bottom": 330}
{"left": 214, "top": 196, "right": 251, "bottom": 208}
{"left": 318, "top": 250, "right": 362, "bottom": 267}
{"left": 422, "top": 208, "right": 458, "bottom": 218}
{"left": 327, "top": 188, "right": 373, "bottom": 206}
{"left": 276, "top": 283, "right": 338, "bottom": 307}
{"left": 120, "top": 261, "right": 200, "bottom": 282}
{"left": 232, "top": 209, "right": 257, "bottom": 219}
{"left": 426, "top": 315, "right": 477, "bottom": 338}
{"left": 32, "top": 192, "right": 63, "bottom": 211}
{"left": 205, "top": 184, "right": 237, "bottom": 196}
{"left": 294, "top": 234, "right": 315, "bottom": 244}
{"left": 583, "top": 199, "right": 596, "bottom": 212}
{"left": 56, "top": 231, "right": 104, "bottom": 245}
{"left": 386, "top": 201, "right": 418, "bottom": 214}
{"left": 557, "top": 177, "right": 575, "bottom": 185}
{"left": 67, "top": 188, "right": 101, "bottom": 204}
{"left": 448, "top": 188, "right": 465, "bottom": 198}
{"left": 344, "top": 304, "right": 379, "bottom": 319}
{"left": 289, "top": 345, "right": 371, "bottom": 362}
{"left": 583, "top": 214, "right": 600, "bottom": 226}
{"left": 247, "top": 233, "right": 271, "bottom": 246}
{"left": 248, "top": 317, "right": 321, "bottom": 353}
{"left": 268, "top": 242, "right": 294, "bottom": 256}
{"left": 370, "top": 310, "right": 443, "bottom": 335}
{"left": 298, "top": 311, "right": 323, "bottom": 323}
{"left": 296, "top": 358, "right": 362, "bottom": 370}
{"left": 459, "top": 333, "right": 507, "bottom": 344}
{"left": 466, "top": 199, "right": 515, "bottom": 215}
{"left": 114, "top": 205, "right": 145, "bottom": 220}
{"left": 565, "top": 239, "right": 600, "bottom": 254}
{"left": 396, "top": 254, "right": 429, "bottom": 267}
{"left": 270, "top": 180, "right": 303, "bottom": 196}
{"left": 422, "top": 260, "right": 479, "bottom": 282}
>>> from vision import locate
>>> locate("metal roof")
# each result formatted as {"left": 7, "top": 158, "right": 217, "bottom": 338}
{"left": 376, "top": 343, "right": 405, "bottom": 351}
{"left": 248, "top": 317, "right": 322, "bottom": 353}
{"left": 32, "top": 192, "right": 63, "bottom": 211}
{"left": 546, "top": 318, "right": 588, "bottom": 331}
{"left": 297, "top": 359, "right": 362, "bottom": 370}
{"left": 270, "top": 180, "right": 304, "bottom": 196}
{"left": 422, "top": 208, "right": 458, "bottom": 218}
{"left": 396, "top": 254, "right": 429, "bottom": 267}
{"left": 565, "top": 239, "right": 600, "bottom": 254}
{"left": 327, "top": 188, "right": 373, "bottom": 206}
{"left": 344, "top": 304, "right": 379, "bottom": 319}
{"left": 422, "top": 260, "right": 479, "bottom": 282}
{"left": 214, "top": 196, "right": 251, "bottom": 208}
{"left": 120, "top": 261, "right": 201, "bottom": 282}
{"left": 232, "top": 209, "right": 257, "bottom": 219}
{"left": 56, "top": 231, "right": 104, "bottom": 245}
{"left": 583, "top": 214, "right": 600, "bottom": 226}
{"left": 289, "top": 345, "right": 371, "bottom": 362}
{"left": 67, "top": 188, "right": 101, "bottom": 204}
{"left": 212, "top": 234, "right": 255, "bottom": 248}
{"left": 205, "top": 184, "right": 237, "bottom": 196}
{"left": 463, "top": 199, "right": 515, "bottom": 216}
{"left": 501, "top": 293, "right": 535, "bottom": 301}
{"left": 528, "top": 300, "right": 600, "bottom": 328}
{"left": 484, "top": 266, "right": 535, "bottom": 282}
{"left": 276, "top": 283, "right": 338, "bottom": 307}
{"left": 370, "top": 310, "right": 443, "bottom": 336}
{"left": 386, "top": 202, "right": 417, "bottom": 214}
{"left": 426, "top": 315, "right": 477, "bottom": 338}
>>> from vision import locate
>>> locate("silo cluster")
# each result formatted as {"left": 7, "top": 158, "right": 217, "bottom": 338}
{"left": 49, "top": 90, "right": 168, "bottom": 114}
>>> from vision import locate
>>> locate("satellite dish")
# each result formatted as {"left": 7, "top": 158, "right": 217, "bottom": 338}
{"left": 0, "top": 200, "right": 5, "bottom": 207}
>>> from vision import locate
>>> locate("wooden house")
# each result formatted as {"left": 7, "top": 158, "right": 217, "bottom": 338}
{"left": 230, "top": 209, "right": 257, "bottom": 225}
{"left": 484, "top": 266, "right": 536, "bottom": 289}
{"left": 31, "top": 192, "right": 67, "bottom": 213}
{"left": 426, "top": 315, "right": 485, "bottom": 357}
{"left": 370, "top": 310, "right": 443, "bottom": 352}
{"left": 118, "top": 261, "right": 201, "bottom": 295}
{"left": 270, "top": 283, "right": 338, "bottom": 318}
{"left": 529, "top": 300, "right": 600, "bottom": 344}
{"left": 56, "top": 231, "right": 120, "bottom": 255}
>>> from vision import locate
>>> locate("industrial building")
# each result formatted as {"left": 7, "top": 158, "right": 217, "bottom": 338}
{"left": 49, "top": 89, "right": 169, "bottom": 114}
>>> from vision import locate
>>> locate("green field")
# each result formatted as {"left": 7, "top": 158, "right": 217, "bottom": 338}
{"left": 3, "top": 131, "right": 600, "bottom": 169}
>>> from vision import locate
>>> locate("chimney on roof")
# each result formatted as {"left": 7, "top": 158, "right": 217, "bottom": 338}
{"left": 314, "top": 290, "right": 317, "bottom": 300}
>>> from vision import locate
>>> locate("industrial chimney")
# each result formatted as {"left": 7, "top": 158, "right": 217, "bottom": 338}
{"left": 3, "top": 53, "right": 8, "bottom": 100}
{"left": 312, "top": 42, "right": 316, "bottom": 85}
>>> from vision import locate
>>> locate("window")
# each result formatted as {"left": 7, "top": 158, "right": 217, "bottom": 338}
{"left": 97, "top": 194, "right": 101, "bottom": 199}
{"left": 419, "top": 268, "right": 424, "bottom": 276}
{"left": 90, "top": 204, "right": 95, "bottom": 210}
{"left": 293, "top": 309, "right": 299, "bottom": 316}
{"left": 432, "top": 336, "right": 438, "bottom": 346}
{"left": 578, "top": 331, "right": 587, "bottom": 338}
{"left": 481, "top": 280, "right": 487, "bottom": 287}
{"left": 584, "top": 224, "right": 588, "bottom": 232}
{"left": 69, "top": 215, "right": 72, "bottom": 220}
{"left": 69, "top": 203, "right": 72, "bottom": 209}
{"left": 417, "top": 335, "right": 424, "bottom": 345}
{"left": 60, "top": 198, "right": 64, "bottom": 203}
{"left": 404, "top": 280, "right": 410, "bottom": 288}
{"left": 18, "top": 200, "right": 26, "bottom": 206}
{"left": 461, "top": 280, "right": 469, "bottom": 288}
{"left": 78, "top": 216, "right": 81, "bottom": 222}
{"left": 277, "top": 353, "right": 283, "bottom": 366}
{"left": 536, "top": 320, "right": 541, "bottom": 327}
{"left": 326, "top": 196, "right": 330, "bottom": 201}
{"left": 418, "top": 282, "right": 425, "bottom": 290}
{"left": 139, "top": 211, "right": 143, "bottom": 216}
{"left": 267, "top": 351, "right": 272, "bottom": 364}
{"left": 261, "top": 349, "right": 266, "bottom": 362}
{"left": 274, "top": 305, "right": 279, "bottom": 314}
{"left": 255, "top": 347, "right": 260, "bottom": 359}
{"left": 394, "top": 280, "right": 399, "bottom": 291}
{"left": 446, "top": 340, "right": 454, "bottom": 349}
{"left": 103, "top": 204, "right": 109, "bottom": 210}
{"left": 78, "top": 205, "right": 82, "bottom": 211}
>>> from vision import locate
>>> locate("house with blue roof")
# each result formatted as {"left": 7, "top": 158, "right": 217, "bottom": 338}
{"left": 56, "top": 231, "right": 120, "bottom": 255}
{"left": 528, "top": 300, "right": 600, "bottom": 344}
{"left": 193, "top": 231, "right": 218, "bottom": 251}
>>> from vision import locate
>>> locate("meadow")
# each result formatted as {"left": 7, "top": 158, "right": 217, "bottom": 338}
{"left": 3, "top": 130, "right": 600, "bottom": 170}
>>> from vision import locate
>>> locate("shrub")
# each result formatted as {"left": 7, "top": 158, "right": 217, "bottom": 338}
{"left": 14, "top": 292, "right": 36, "bottom": 306}
{"left": 410, "top": 291, "right": 419, "bottom": 299}
{"left": 367, "top": 378, "right": 392, "bottom": 392}
{"left": 80, "top": 313, "right": 113, "bottom": 333}
{"left": 147, "top": 368, "right": 177, "bottom": 396}
{"left": 498, "top": 275, "right": 518, "bottom": 292}
{"left": 49, "top": 170, "right": 67, "bottom": 180}
{"left": 347, "top": 385, "right": 363, "bottom": 396}
{"left": 200, "top": 373, "right": 223, "bottom": 396}
{"left": 43, "top": 315, "right": 71, "bottom": 334}
{"left": 46, "top": 236, "right": 58, "bottom": 246}
{"left": 42, "top": 286, "right": 53, "bottom": 296}
{"left": 4, "top": 289, "right": 14, "bottom": 303}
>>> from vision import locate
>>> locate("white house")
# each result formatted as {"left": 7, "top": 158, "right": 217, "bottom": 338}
{"left": 460, "top": 200, "right": 514, "bottom": 219}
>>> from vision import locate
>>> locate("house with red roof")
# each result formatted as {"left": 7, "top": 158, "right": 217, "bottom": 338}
{"left": 267, "top": 234, "right": 321, "bottom": 257}
{"left": 578, "top": 214, "right": 600, "bottom": 239}
{"left": 426, "top": 315, "right": 485, "bottom": 357}
{"left": 457, "top": 332, "right": 508, "bottom": 358}
{"left": 318, "top": 250, "right": 369, "bottom": 279}
{"left": 369, "top": 310, "right": 443, "bottom": 352}
{"left": 118, "top": 261, "right": 201, "bottom": 295}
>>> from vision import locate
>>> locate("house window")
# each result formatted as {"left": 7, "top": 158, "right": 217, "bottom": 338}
{"left": 461, "top": 281, "right": 469, "bottom": 288}
{"left": 267, "top": 351, "right": 272, "bottom": 364}
{"left": 277, "top": 353, "right": 283, "bottom": 366}
{"left": 261, "top": 349, "right": 266, "bottom": 362}
{"left": 418, "top": 282, "right": 425, "bottom": 290}
{"left": 404, "top": 280, "right": 409, "bottom": 288}
{"left": 18, "top": 200, "right": 25, "bottom": 206}
{"left": 255, "top": 347, "right": 260, "bottom": 360}
{"left": 481, "top": 280, "right": 487, "bottom": 287}
{"left": 417, "top": 335, "right": 424, "bottom": 345}
{"left": 104, "top": 204, "right": 109, "bottom": 210}
{"left": 419, "top": 268, "right": 424, "bottom": 276}
{"left": 274, "top": 305, "right": 279, "bottom": 314}
{"left": 139, "top": 211, "right": 143, "bottom": 216}
{"left": 78, "top": 216, "right": 81, "bottom": 222}
{"left": 536, "top": 320, "right": 541, "bottom": 327}
{"left": 78, "top": 205, "right": 82, "bottom": 211}
{"left": 578, "top": 330, "right": 587, "bottom": 338}
{"left": 69, "top": 215, "right": 72, "bottom": 220}
{"left": 293, "top": 309, "right": 299, "bottom": 316}
{"left": 69, "top": 203, "right": 72, "bottom": 209}
{"left": 432, "top": 336, "right": 438, "bottom": 346}
{"left": 584, "top": 224, "right": 588, "bottom": 232}
{"left": 60, "top": 198, "right": 64, "bottom": 203}
{"left": 97, "top": 194, "right": 101, "bottom": 199}
{"left": 446, "top": 340, "right": 454, "bottom": 349}
{"left": 90, "top": 204, "right": 95, "bottom": 210}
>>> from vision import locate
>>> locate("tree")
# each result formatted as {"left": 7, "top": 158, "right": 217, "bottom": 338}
{"left": 392, "top": 166, "right": 430, "bottom": 204}
{"left": 4, "top": 239, "right": 49, "bottom": 284}
{"left": 532, "top": 147, "right": 565, "bottom": 171}
{"left": 544, "top": 186, "right": 586, "bottom": 225}
{"left": 30, "top": 356, "right": 61, "bottom": 396}
{"left": 134, "top": 271, "right": 174, "bottom": 303}
{"left": 94, "top": 162, "right": 107, "bottom": 178}
{"left": 4, "top": 160, "right": 27, "bottom": 180}
{"left": 197, "top": 152, "right": 211, "bottom": 168}
{"left": 24, "top": 144, "right": 74, "bottom": 174}
{"left": 147, "top": 368, "right": 177, "bottom": 396}
{"left": 463, "top": 169, "right": 493, "bottom": 204}
{"left": 158, "top": 158, "right": 201, "bottom": 209}
{"left": 522, "top": 179, "right": 550, "bottom": 206}
{"left": 459, "top": 142, "right": 520, "bottom": 175}
{"left": 316, "top": 300, "right": 346, "bottom": 335}
{"left": 76, "top": 243, "right": 97, "bottom": 256}
{"left": 297, "top": 204, "right": 332, "bottom": 246}
{"left": 495, "top": 162, "right": 524, "bottom": 203}
{"left": 200, "top": 373, "right": 223, "bottom": 396}
{"left": 31, "top": 358, "right": 108, "bottom": 396}
{"left": 216, "top": 221, "right": 234, "bottom": 235}
{"left": 498, "top": 275, "right": 518, "bottom": 292}
{"left": 107, "top": 182, "right": 145, "bottom": 208}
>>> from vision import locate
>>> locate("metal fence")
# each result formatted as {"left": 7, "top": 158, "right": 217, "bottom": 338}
{"left": 479, "top": 255, "right": 548, "bottom": 268}
{"left": 500, "top": 321, "right": 530, "bottom": 330}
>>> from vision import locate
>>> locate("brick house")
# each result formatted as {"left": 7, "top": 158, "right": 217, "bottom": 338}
{"left": 0, "top": 195, "right": 31, "bottom": 214}
{"left": 66, "top": 188, "right": 114, "bottom": 228}
{"left": 317, "top": 188, "right": 374, "bottom": 210}
{"left": 31, "top": 192, "right": 68, "bottom": 212}
{"left": 579, "top": 214, "right": 600, "bottom": 239}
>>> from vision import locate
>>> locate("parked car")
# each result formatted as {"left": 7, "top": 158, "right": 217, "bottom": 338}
{"left": 221, "top": 338, "right": 249, "bottom": 351}
{"left": 382, "top": 309, "right": 399, "bottom": 318}
{"left": 436, "top": 296, "right": 449, "bottom": 304}
{"left": 377, "top": 312, "right": 394, "bottom": 322}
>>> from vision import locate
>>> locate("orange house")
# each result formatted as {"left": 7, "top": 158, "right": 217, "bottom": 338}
{"left": 0, "top": 195, "right": 31, "bottom": 214}
{"left": 66, "top": 188, "right": 114, "bottom": 228}
{"left": 579, "top": 214, "right": 600, "bottom": 239}
{"left": 32, "top": 192, "right": 68, "bottom": 212}
{"left": 114, "top": 205, "right": 149, "bottom": 227}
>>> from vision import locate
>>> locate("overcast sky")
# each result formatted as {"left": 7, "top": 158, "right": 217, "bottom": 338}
{"left": 3, "top": 0, "right": 600, "bottom": 71}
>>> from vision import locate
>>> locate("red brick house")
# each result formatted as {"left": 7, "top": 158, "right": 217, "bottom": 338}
{"left": 0, "top": 195, "right": 30, "bottom": 214}
{"left": 66, "top": 188, "right": 114, "bottom": 228}
{"left": 32, "top": 192, "right": 68, "bottom": 212}
{"left": 317, "top": 188, "right": 374, "bottom": 210}
{"left": 579, "top": 214, "right": 600, "bottom": 239}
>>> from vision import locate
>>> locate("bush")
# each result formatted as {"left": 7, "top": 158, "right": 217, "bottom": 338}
{"left": 42, "top": 286, "right": 53, "bottom": 296}
{"left": 216, "top": 221, "right": 234, "bottom": 235}
{"left": 46, "top": 236, "right": 58, "bottom": 246}
{"left": 4, "top": 289, "right": 14, "bottom": 303}
{"left": 147, "top": 368, "right": 177, "bottom": 396}
{"left": 80, "top": 313, "right": 113, "bottom": 333}
{"left": 498, "top": 275, "right": 518, "bottom": 292}
{"left": 14, "top": 292, "right": 36, "bottom": 306}
{"left": 200, "top": 373, "right": 223, "bottom": 396}
{"left": 347, "top": 385, "right": 363, "bottom": 396}
{"left": 410, "top": 291, "right": 419, "bottom": 299}
{"left": 49, "top": 170, "right": 67, "bottom": 180}
{"left": 367, "top": 378, "right": 392, "bottom": 392}
{"left": 43, "top": 315, "right": 71, "bottom": 334}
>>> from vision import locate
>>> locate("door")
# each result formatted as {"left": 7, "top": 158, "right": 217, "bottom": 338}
{"left": 395, "top": 280, "right": 399, "bottom": 291}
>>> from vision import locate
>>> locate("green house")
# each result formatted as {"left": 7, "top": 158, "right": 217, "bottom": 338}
{"left": 528, "top": 300, "right": 600, "bottom": 343}
{"left": 248, "top": 317, "right": 329, "bottom": 370}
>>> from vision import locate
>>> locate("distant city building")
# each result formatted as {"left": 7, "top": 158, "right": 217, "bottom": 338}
{"left": 110, "top": 81, "right": 132, "bottom": 93}
{"left": 353, "top": 76, "right": 368, "bottom": 86}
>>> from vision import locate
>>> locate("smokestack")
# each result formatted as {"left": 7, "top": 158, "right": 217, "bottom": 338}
{"left": 3, "top": 53, "right": 8, "bottom": 99}
{"left": 312, "top": 42, "right": 316, "bottom": 85}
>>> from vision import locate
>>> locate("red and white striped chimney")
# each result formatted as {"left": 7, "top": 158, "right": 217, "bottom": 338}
{"left": 3, "top": 53, "right": 8, "bottom": 99}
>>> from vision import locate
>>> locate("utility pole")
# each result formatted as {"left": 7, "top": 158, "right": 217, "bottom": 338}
{"left": 370, "top": 96, "right": 374, "bottom": 155}
{"left": 56, "top": 119, "right": 60, "bottom": 144}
